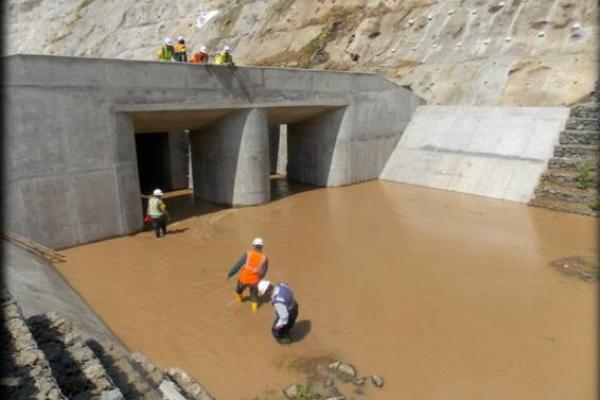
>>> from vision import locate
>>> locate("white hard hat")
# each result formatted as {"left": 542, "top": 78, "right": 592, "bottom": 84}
{"left": 177, "top": 36, "right": 185, "bottom": 41}
{"left": 153, "top": 189, "right": 163, "bottom": 196}
{"left": 251, "top": 237, "right": 264, "bottom": 247}
{"left": 200, "top": 46, "right": 208, "bottom": 53}
{"left": 257, "top": 280, "right": 271, "bottom": 296}
{"left": 223, "top": 45, "right": 230, "bottom": 52}
{"left": 165, "top": 38, "right": 173, "bottom": 46}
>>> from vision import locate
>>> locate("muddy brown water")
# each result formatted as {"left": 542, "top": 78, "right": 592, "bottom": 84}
{"left": 57, "top": 181, "right": 598, "bottom": 399}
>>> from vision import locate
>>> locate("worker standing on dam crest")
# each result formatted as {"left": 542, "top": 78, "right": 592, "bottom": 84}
{"left": 157, "top": 38, "right": 175, "bottom": 61}
{"left": 190, "top": 46, "right": 210, "bottom": 64}
{"left": 226, "top": 238, "right": 268, "bottom": 312}
{"left": 173, "top": 36, "right": 188, "bottom": 62}
{"left": 258, "top": 280, "right": 299, "bottom": 345}
{"left": 147, "top": 189, "right": 169, "bottom": 238}
{"left": 215, "top": 45, "right": 234, "bottom": 66}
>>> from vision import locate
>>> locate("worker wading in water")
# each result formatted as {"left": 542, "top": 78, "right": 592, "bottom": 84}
{"left": 146, "top": 189, "right": 169, "bottom": 238}
{"left": 258, "top": 280, "right": 299, "bottom": 344}
{"left": 226, "top": 238, "right": 268, "bottom": 312}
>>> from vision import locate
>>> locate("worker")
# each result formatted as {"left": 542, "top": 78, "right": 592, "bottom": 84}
{"left": 173, "top": 36, "right": 188, "bottom": 62}
{"left": 157, "top": 38, "right": 175, "bottom": 62}
{"left": 146, "top": 189, "right": 169, "bottom": 238}
{"left": 257, "top": 280, "right": 299, "bottom": 344}
{"left": 214, "top": 45, "right": 234, "bottom": 66}
{"left": 190, "top": 46, "right": 210, "bottom": 64}
{"left": 226, "top": 238, "right": 268, "bottom": 312}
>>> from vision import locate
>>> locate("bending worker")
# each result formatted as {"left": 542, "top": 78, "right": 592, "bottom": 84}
{"left": 146, "top": 188, "right": 169, "bottom": 238}
{"left": 226, "top": 238, "right": 268, "bottom": 312}
{"left": 257, "top": 280, "right": 299, "bottom": 344}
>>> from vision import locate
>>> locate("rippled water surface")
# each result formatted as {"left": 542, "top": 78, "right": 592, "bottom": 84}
{"left": 58, "top": 181, "right": 598, "bottom": 399}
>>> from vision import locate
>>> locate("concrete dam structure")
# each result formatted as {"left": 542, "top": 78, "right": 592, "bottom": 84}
{"left": 5, "top": 54, "right": 422, "bottom": 249}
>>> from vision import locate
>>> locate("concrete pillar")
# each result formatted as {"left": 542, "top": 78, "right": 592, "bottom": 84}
{"left": 190, "top": 108, "right": 270, "bottom": 206}
{"left": 268, "top": 124, "right": 288, "bottom": 175}
{"left": 112, "top": 113, "right": 143, "bottom": 236}
{"left": 287, "top": 108, "right": 349, "bottom": 187}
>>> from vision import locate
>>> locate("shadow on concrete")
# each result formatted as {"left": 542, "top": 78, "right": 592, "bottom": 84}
{"left": 166, "top": 227, "right": 189, "bottom": 235}
{"left": 270, "top": 174, "right": 320, "bottom": 202}
{"left": 140, "top": 190, "right": 226, "bottom": 225}
{"left": 86, "top": 339, "right": 157, "bottom": 398}
{"left": 290, "top": 320, "right": 312, "bottom": 343}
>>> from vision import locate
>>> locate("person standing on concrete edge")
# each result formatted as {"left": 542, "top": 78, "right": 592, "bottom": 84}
{"left": 226, "top": 238, "right": 268, "bottom": 312}
{"left": 157, "top": 38, "right": 175, "bottom": 61}
{"left": 173, "top": 36, "right": 188, "bottom": 62}
{"left": 147, "top": 189, "right": 169, "bottom": 238}
{"left": 257, "top": 280, "right": 298, "bottom": 344}
{"left": 215, "top": 45, "right": 234, "bottom": 66}
{"left": 190, "top": 46, "right": 210, "bottom": 64}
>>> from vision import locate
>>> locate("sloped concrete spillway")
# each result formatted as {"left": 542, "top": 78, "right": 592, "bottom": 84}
{"left": 4, "top": 54, "right": 422, "bottom": 249}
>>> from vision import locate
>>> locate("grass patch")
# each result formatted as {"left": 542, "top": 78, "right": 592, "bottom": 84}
{"left": 576, "top": 160, "right": 594, "bottom": 189}
{"left": 588, "top": 200, "right": 600, "bottom": 211}
{"left": 77, "top": 0, "right": 95, "bottom": 12}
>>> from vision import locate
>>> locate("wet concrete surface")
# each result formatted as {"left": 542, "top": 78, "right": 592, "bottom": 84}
{"left": 56, "top": 180, "right": 598, "bottom": 399}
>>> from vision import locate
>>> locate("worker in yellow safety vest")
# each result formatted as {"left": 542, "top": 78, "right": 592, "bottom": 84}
{"left": 214, "top": 45, "right": 234, "bottom": 66}
{"left": 146, "top": 189, "right": 170, "bottom": 238}
{"left": 157, "top": 38, "right": 174, "bottom": 62}
{"left": 173, "top": 36, "right": 188, "bottom": 62}
{"left": 226, "top": 238, "right": 268, "bottom": 312}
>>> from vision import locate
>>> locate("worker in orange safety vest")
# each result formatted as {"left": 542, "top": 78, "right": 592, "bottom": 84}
{"left": 226, "top": 237, "right": 269, "bottom": 312}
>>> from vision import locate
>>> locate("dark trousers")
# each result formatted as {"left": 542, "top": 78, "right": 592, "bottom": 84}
{"left": 151, "top": 216, "right": 167, "bottom": 238}
{"left": 272, "top": 304, "right": 299, "bottom": 340}
{"left": 235, "top": 280, "right": 258, "bottom": 303}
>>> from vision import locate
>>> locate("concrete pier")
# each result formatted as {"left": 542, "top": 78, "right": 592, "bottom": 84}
{"left": 4, "top": 54, "right": 421, "bottom": 248}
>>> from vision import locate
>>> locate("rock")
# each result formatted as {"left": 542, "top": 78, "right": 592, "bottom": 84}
{"left": 328, "top": 361, "right": 340, "bottom": 370}
{"left": 283, "top": 383, "right": 299, "bottom": 399}
{"left": 336, "top": 363, "right": 356, "bottom": 382}
{"left": 351, "top": 377, "right": 365, "bottom": 386}
{"left": 371, "top": 375, "right": 384, "bottom": 387}
{"left": 325, "top": 378, "right": 335, "bottom": 387}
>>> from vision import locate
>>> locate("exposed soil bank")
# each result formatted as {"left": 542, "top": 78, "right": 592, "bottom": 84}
{"left": 56, "top": 181, "right": 598, "bottom": 399}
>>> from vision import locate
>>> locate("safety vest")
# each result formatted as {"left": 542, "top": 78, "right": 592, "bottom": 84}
{"left": 147, "top": 197, "right": 165, "bottom": 217}
{"left": 191, "top": 52, "right": 208, "bottom": 64}
{"left": 215, "top": 52, "right": 232, "bottom": 65}
{"left": 157, "top": 45, "right": 173, "bottom": 61}
{"left": 239, "top": 250, "right": 267, "bottom": 285}
{"left": 271, "top": 282, "right": 296, "bottom": 311}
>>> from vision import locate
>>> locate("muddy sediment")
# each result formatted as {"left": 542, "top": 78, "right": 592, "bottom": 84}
{"left": 56, "top": 181, "right": 598, "bottom": 399}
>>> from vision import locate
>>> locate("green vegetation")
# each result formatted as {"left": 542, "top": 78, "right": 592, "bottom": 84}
{"left": 296, "top": 385, "right": 315, "bottom": 399}
{"left": 304, "top": 32, "right": 323, "bottom": 54}
{"left": 77, "top": 0, "right": 95, "bottom": 12}
{"left": 576, "top": 161, "right": 594, "bottom": 189}
{"left": 588, "top": 200, "right": 599, "bottom": 211}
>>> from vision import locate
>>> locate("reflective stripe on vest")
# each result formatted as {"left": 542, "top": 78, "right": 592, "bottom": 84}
{"left": 239, "top": 250, "right": 266, "bottom": 285}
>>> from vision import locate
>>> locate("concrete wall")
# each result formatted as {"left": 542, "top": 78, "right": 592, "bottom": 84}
{"left": 5, "top": 54, "right": 421, "bottom": 248}
{"left": 380, "top": 105, "right": 570, "bottom": 202}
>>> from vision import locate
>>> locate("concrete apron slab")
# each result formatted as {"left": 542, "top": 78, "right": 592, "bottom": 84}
{"left": 380, "top": 105, "right": 570, "bottom": 203}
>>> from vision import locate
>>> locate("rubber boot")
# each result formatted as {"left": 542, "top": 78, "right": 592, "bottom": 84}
{"left": 252, "top": 302, "right": 258, "bottom": 312}
{"left": 235, "top": 293, "right": 243, "bottom": 303}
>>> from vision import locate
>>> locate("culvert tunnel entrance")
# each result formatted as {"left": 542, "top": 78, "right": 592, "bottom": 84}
{"left": 130, "top": 105, "right": 342, "bottom": 222}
